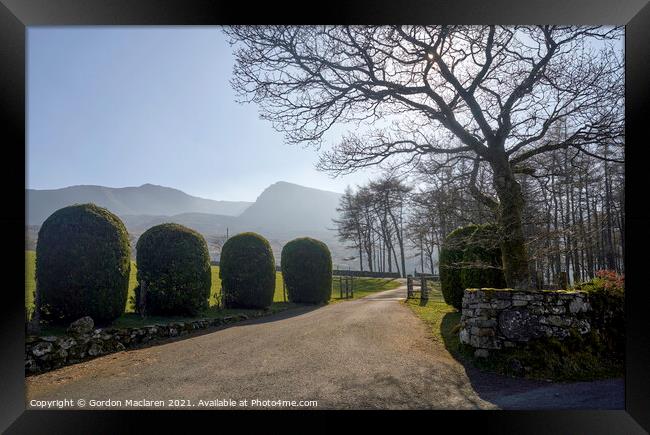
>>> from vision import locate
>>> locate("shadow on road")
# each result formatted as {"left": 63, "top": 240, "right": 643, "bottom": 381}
{"left": 228, "top": 304, "right": 322, "bottom": 327}
{"left": 438, "top": 312, "right": 624, "bottom": 410}
{"left": 122, "top": 304, "right": 323, "bottom": 352}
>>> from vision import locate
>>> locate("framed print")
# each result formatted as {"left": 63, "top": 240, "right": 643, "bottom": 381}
{"left": 1, "top": 0, "right": 649, "bottom": 433}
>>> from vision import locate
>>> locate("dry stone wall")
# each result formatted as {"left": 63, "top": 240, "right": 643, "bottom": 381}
{"left": 25, "top": 312, "right": 271, "bottom": 375}
{"left": 459, "top": 288, "right": 592, "bottom": 357}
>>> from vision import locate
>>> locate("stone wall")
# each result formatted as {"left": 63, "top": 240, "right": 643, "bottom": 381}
{"left": 459, "top": 288, "right": 591, "bottom": 358}
{"left": 26, "top": 312, "right": 270, "bottom": 375}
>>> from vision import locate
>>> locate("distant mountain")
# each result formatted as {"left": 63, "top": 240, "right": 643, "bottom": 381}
{"left": 120, "top": 212, "right": 237, "bottom": 237}
{"left": 26, "top": 184, "right": 252, "bottom": 225}
{"left": 25, "top": 181, "right": 358, "bottom": 266}
{"left": 238, "top": 181, "right": 342, "bottom": 236}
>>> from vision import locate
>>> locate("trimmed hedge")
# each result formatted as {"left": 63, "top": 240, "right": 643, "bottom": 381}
{"left": 440, "top": 226, "right": 476, "bottom": 310}
{"left": 219, "top": 232, "right": 275, "bottom": 309}
{"left": 282, "top": 237, "right": 332, "bottom": 304}
{"left": 36, "top": 203, "right": 131, "bottom": 325}
{"left": 460, "top": 225, "right": 507, "bottom": 290}
{"left": 135, "top": 223, "right": 211, "bottom": 316}
{"left": 440, "top": 224, "right": 505, "bottom": 310}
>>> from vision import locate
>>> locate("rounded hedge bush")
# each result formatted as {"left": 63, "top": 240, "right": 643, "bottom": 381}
{"left": 440, "top": 224, "right": 505, "bottom": 310}
{"left": 281, "top": 237, "right": 332, "bottom": 304}
{"left": 440, "top": 225, "right": 476, "bottom": 310}
{"left": 135, "top": 223, "right": 211, "bottom": 316}
{"left": 219, "top": 232, "right": 275, "bottom": 309}
{"left": 36, "top": 203, "right": 131, "bottom": 325}
{"left": 459, "top": 224, "right": 507, "bottom": 290}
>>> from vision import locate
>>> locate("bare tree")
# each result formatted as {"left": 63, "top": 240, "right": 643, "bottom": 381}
{"left": 226, "top": 25, "right": 624, "bottom": 289}
{"left": 334, "top": 177, "right": 411, "bottom": 277}
{"left": 368, "top": 175, "right": 412, "bottom": 277}
{"left": 406, "top": 195, "right": 439, "bottom": 274}
{"left": 333, "top": 187, "right": 365, "bottom": 271}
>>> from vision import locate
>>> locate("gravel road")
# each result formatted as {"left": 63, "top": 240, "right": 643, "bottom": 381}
{"left": 26, "top": 286, "right": 623, "bottom": 410}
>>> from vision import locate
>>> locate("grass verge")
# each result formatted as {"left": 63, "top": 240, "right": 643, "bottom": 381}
{"left": 404, "top": 282, "right": 623, "bottom": 382}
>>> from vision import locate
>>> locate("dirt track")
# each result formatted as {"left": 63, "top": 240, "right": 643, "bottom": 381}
{"left": 25, "top": 286, "right": 623, "bottom": 410}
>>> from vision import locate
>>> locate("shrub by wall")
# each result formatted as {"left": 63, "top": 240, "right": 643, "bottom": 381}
{"left": 36, "top": 203, "right": 131, "bottom": 325}
{"left": 460, "top": 224, "right": 507, "bottom": 290}
{"left": 219, "top": 232, "right": 275, "bottom": 309}
{"left": 440, "top": 225, "right": 477, "bottom": 310}
{"left": 282, "top": 237, "right": 332, "bottom": 304}
{"left": 440, "top": 224, "right": 505, "bottom": 310}
{"left": 135, "top": 223, "right": 211, "bottom": 316}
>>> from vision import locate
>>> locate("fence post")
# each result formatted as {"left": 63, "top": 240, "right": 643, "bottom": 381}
{"left": 351, "top": 275, "right": 354, "bottom": 298}
{"left": 407, "top": 276, "right": 412, "bottom": 299}
{"left": 346, "top": 276, "right": 351, "bottom": 299}
{"left": 339, "top": 276, "right": 343, "bottom": 299}
{"left": 420, "top": 276, "right": 428, "bottom": 302}
{"left": 559, "top": 271, "right": 568, "bottom": 290}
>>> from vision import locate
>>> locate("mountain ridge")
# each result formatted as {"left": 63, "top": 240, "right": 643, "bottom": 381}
{"left": 26, "top": 181, "right": 345, "bottom": 262}
{"left": 25, "top": 181, "right": 425, "bottom": 271}
{"left": 26, "top": 183, "right": 253, "bottom": 225}
{"left": 238, "top": 181, "right": 342, "bottom": 234}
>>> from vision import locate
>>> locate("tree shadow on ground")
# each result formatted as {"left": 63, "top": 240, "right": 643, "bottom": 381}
{"left": 108, "top": 304, "right": 323, "bottom": 354}
{"left": 438, "top": 312, "right": 624, "bottom": 410}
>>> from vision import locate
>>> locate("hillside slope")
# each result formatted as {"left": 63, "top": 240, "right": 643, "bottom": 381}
{"left": 27, "top": 184, "right": 251, "bottom": 225}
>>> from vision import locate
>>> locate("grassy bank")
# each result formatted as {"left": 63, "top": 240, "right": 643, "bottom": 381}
{"left": 404, "top": 282, "right": 623, "bottom": 382}
{"left": 402, "top": 282, "right": 460, "bottom": 347}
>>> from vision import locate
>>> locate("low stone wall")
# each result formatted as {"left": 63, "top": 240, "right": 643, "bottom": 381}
{"left": 459, "top": 288, "right": 591, "bottom": 357}
{"left": 26, "top": 312, "right": 271, "bottom": 375}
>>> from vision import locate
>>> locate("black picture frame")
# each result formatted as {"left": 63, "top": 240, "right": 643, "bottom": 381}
{"left": 1, "top": 1, "right": 648, "bottom": 433}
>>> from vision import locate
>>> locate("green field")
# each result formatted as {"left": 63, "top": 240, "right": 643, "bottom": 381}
{"left": 25, "top": 250, "right": 35, "bottom": 316}
{"left": 330, "top": 276, "right": 402, "bottom": 302}
{"left": 25, "top": 250, "right": 401, "bottom": 329}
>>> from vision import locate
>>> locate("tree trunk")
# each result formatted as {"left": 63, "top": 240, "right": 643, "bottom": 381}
{"left": 490, "top": 156, "right": 531, "bottom": 289}
{"left": 604, "top": 158, "right": 616, "bottom": 270}
{"left": 420, "top": 237, "right": 424, "bottom": 274}
{"left": 390, "top": 243, "right": 401, "bottom": 277}
{"left": 358, "top": 244, "right": 363, "bottom": 272}
{"left": 618, "top": 189, "right": 625, "bottom": 273}
{"left": 387, "top": 207, "right": 406, "bottom": 278}
{"left": 584, "top": 167, "right": 595, "bottom": 278}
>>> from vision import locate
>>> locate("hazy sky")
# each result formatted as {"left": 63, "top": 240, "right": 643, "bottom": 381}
{"left": 27, "top": 27, "right": 376, "bottom": 201}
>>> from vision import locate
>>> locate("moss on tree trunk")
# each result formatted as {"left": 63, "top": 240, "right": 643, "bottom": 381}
{"left": 491, "top": 157, "right": 531, "bottom": 290}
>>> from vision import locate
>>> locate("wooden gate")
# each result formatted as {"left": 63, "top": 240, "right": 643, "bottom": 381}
{"left": 407, "top": 275, "right": 439, "bottom": 302}
{"left": 336, "top": 275, "right": 354, "bottom": 299}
